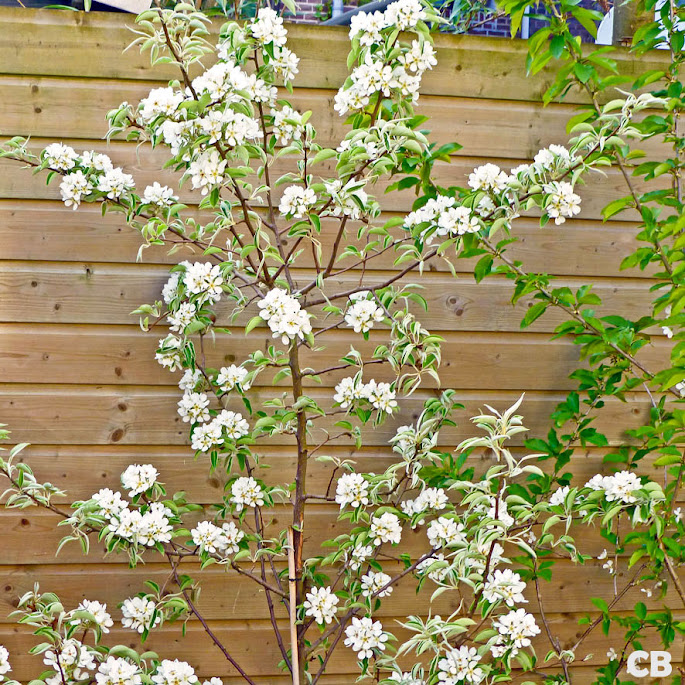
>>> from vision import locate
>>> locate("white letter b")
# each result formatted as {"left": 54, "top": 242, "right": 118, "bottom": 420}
{"left": 650, "top": 651, "right": 672, "bottom": 677}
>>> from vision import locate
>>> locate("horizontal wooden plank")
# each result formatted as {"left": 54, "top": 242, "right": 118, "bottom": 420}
{"left": 0, "top": 262, "right": 661, "bottom": 335}
{"left": 0, "top": 608, "right": 676, "bottom": 680}
{"left": 0, "top": 7, "right": 667, "bottom": 105}
{"left": 9, "top": 443, "right": 680, "bottom": 504}
{"left": 0, "top": 76, "right": 666, "bottom": 163}
{"left": 0, "top": 200, "right": 653, "bottom": 281}
{"left": 0, "top": 324, "right": 672, "bottom": 391}
{"left": 0, "top": 501, "right": 672, "bottom": 571}
{"left": 0, "top": 138, "right": 648, "bottom": 222}
{"left": 0, "top": 77, "right": 576, "bottom": 157}
{"left": 0, "top": 385, "right": 653, "bottom": 446}
{"left": 0, "top": 561, "right": 677, "bottom": 626}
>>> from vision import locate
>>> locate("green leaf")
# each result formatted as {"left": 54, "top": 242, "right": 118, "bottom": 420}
{"left": 245, "top": 316, "right": 263, "bottom": 335}
{"left": 573, "top": 63, "right": 595, "bottom": 84}
{"left": 521, "top": 302, "right": 548, "bottom": 328}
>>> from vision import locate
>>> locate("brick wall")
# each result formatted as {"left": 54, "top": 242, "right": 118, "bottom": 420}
{"left": 464, "top": 0, "right": 611, "bottom": 41}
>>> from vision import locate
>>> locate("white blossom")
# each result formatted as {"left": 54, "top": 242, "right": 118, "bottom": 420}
{"left": 162, "top": 273, "right": 180, "bottom": 304}
{"left": 402, "top": 487, "right": 449, "bottom": 519}
{"left": 188, "top": 150, "right": 227, "bottom": 195}
{"left": 95, "top": 657, "right": 142, "bottom": 685}
{"left": 349, "top": 11, "right": 388, "bottom": 47}
{"left": 348, "top": 544, "right": 374, "bottom": 571}
{"left": 231, "top": 476, "right": 264, "bottom": 511}
{"left": 437, "top": 646, "right": 484, "bottom": 684}
{"left": 370, "top": 511, "right": 402, "bottom": 545}
{"left": 585, "top": 471, "right": 643, "bottom": 504}
{"left": 216, "top": 365, "right": 250, "bottom": 392}
{"left": 121, "top": 464, "right": 158, "bottom": 496}
{"left": 323, "top": 179, "right": 370, "bottom": 220}
{"left": 152, "top": 660, "right": 198, "bottom": 685}
{"left": 0, "top": 646, "right": 11, "bottom": 680}
{"left": 279, "top": 185, "right": 317, "bottom": 218}
{"left": 143, "top": 182, "right": 178, "bottom": 206}
{"left": 191, "top": 520, "right": 244, "bottom": 556}
{"left": 113, "top": 503, "right": 173, "bottom": 546}
{"left": 427, "top": 517, "right": 465, "bottom": 548}
{"left": 44, "top": 143, "right": 79, "bottom": 171}
{"left": 534, "top": 144, "right": 578, "bottom": 171}
{"left": 544, "top": 181, "right": 581, "bottom": 225}
{"left": 468, "top": 163, "right": 509, "bottom": 193}
{"left": 385, "top": 0, "right": 426, "bottom": 30}
{"left": 177, "top": 391, "right": 211, "bottom": 423}
{"left": 212, "top": 410, "right": 250, "bottom": 440}
{"left": 97, "top": 168, "right": 134, "bottom": 200}
{"left": 155, "top": 334, "right": 183, "bottom": 371}
{"left": 121, "top": 597, "right": 161, "bottom": 634}
{"left": 191, "top": 422, "right": 224, "bottom": 453}
{"left": 179, "top": 369, "right": 202, "bottom": 392}
{"left": 184, "top": 261, "right": 224, "bottom": 305}
{"left": 483, "top": 569, "right": 527, "bottom": 607}
{"left": 192, "top": 62, "right": 249, "bottom": 101}
{"left": 417, "top": 553, "right": 449, "bottom": 582}
{"left": 71, "top": 599, "right": 114, "bottom": 633}
{"left": 139, "top": 87, "right": 184, "bottom": 123}
{"left": 399, "top": 40, "right": 437, "bottom": 74}
{"left": 334, "top": 376, "right": 364, "bottom": 408}
{"left": 361, "top": 570, "right": 393, "bottom": 598}
{"left": 344, "top": 616, "right": 388, "bottom": 660}
{"left": 335, "top": 473, "right": 370, "bottom": 508}
{"left": 249, "top": 7, "right": 287, "bottom": 46}
{"left": 60, "top": 171, "right": 93, "bottom": 210}
{"left": 271, "top": 47, "right": 300, "bottom": 83}
{"left": 92, "top": 488, "right": 128, "bottom": 519}
{"left": 44, "top": 639, "right": 96, "bottom": 681}
{"left": 303, "top": 586, "right": 339, "bottom": 624}
{"left": 436, "top": 205, "right": 480, "bottom": 236}
{"left": 81, "top": 151, "right": 114, "bottom": 172}
{"left": 493, "top": 608, "right": 540, "bottom": 649}
{"left": 272, "top": 105, "right": 305, "bottom": 145}
{"left": 389, "top": 672, "right": 425, "bottom": 685}
{"left": 258, "top": 288, "right": 312, "bottom": 345}
{"left": 199, "top": 109, "right": 262, "bottom": 146}
{"left": 345, "top": 298, "right": 384, "bottom": 333}
{"left": 168, "top": 302, "right": 197, "bottom": 333}
{"left": 549, "top": 485, "right": 570, "bottom": 507}
{"left": 364, "top": 379, "right": 397, "bottom": 414}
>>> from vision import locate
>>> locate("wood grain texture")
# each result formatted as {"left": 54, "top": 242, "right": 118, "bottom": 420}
{"left": 0, "top": 261, "right": 660, "bottom": 332}
{"left": 0, "top": 201, "right": 653, "bottom": 279}
{"left": 0, "top": 385, "right": 653, "bottom": 446}
{"left": 0, "top": 7, "right": 667, "bottom": 100}
{"left": 0, "top": 138, "right": 652, "bottom": 222}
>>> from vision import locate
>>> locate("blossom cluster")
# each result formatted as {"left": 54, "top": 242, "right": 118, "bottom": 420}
{"left": 437, "top": 646, "right": 483, "bottom": 684}
{"left": 334, "top": 376, "right": 398, "bottom": 414}
{"left": 303, "top": 586, "right": 339, "bottom": 624}
{"left": 90, "top": 466, "right": 173, "bottom": 547}
{"left": 42, "top": 144, "right": 137, "bottom": 211}
{"left": 344, "top": 616, "right": 388, "bottom": 660}
{"left": 191, "top": 519, "right": 244, "bottom": 557}
{"left": 585, "top": 470, "right": 643, "bottom": 504}
{"left": 257, "top": 288, "right": 312, "bottom": 345}
{"left": 121, "top": 596, "right": 161, "bottom": 634}
{"left": 345, "top": 293, "right": 385, "bottom": 333}
{"left": 189, "top": 410, "right": 250, "bottom": 453}
{"left": 335, "top": 0, "right": 436, "bottom": 116}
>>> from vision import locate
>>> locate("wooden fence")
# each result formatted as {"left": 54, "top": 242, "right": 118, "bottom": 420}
{"left": 0, "top": 6, "right": 681, "bottom": 682}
